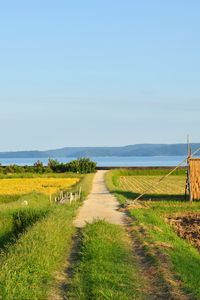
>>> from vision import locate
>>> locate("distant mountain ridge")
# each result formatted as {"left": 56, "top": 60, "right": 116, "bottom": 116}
{"left": 0, "top": 143, "right": 200, "bottom": 158}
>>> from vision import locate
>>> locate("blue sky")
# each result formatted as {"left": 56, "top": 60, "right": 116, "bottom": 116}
{"left": 0, "top": 0, "right": 200, "bottom": 150}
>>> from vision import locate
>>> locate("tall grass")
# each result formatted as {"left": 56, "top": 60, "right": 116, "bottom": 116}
{"left": 105, "top": 170, "right": 127, "bottom": 204}
{"left": 12, "top": 207, "right": 51, "bottom": 234}
{"left": 0, "top": 193, "right": 51, "bottom": 249}
{"left": 0, "top": 203, "right": 79, "bottom": 300}
{"left": 77, "top": 173, "right": 94, "bottom": 199}
{"left": 68, "top": 220, "right": 144, "bottom": 300}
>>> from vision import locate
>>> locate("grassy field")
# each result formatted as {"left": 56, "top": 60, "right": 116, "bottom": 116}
{"left": 106, "top": 169, "right": 200, "bottom": 299}
{"left": 0, "top": 172, "right": 94, "bottom": 300}
{"left": 119, "top": 175, "right": 185, "bottom": 195}
{"left": 0, "top": 172, "right": 81, "bottom": 204}
{"left": 68, "top": 220, "right": 145, "bottom": 300}
{"left": 2, "top": 168, "right": 200, "bottom": 299}
{"left": 105, "top": 168, "right": 187, "bottom": 204}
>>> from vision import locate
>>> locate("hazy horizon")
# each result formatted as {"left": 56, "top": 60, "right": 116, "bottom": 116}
{"left": 1, "top": 141, "right": 200, "bottom": 153}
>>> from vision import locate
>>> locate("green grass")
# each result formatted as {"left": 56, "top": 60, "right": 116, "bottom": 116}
{"left": 68, "top": 220, "right": 144, "bottom": 300}
{"left": 105, "top": 170, "right": 128, "bottom": 205}
{"left": 0, "top": 172, "right": 84, "bottom": 179}
{"left": 129, "top": 203, "right": 200, "bottom": 299}
{"left": 12, "top": 207, "right": 51, "bottom": 234}
{"left": 0, "top": 203, "right": 79, "bottom": 300}
{"left": 0, "top": 194, "right": 20, "bottom": 204}
{"left": 0, "top": 173, "right": 95, "bottom": 300}
{"left": 105, "top": 169, "right": 187, "bottom": 204}
{"left": 106, "top": 169, "right": 200, "bottom": 299}
{"left": 77, "top": 173, "right": 94, "bottom": 199}
{"left": 105, "top": 168, "right": 186, "bottom": 178}
{"left": 0, "top": 173, "right": 94, "bottom": 250}
{"left": 0, "top": 193, "right": 51, "bottom": 249}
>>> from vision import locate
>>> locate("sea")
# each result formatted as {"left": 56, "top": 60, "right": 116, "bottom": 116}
{"left": 0, "top": 156, "right": 187, "bottom": 167}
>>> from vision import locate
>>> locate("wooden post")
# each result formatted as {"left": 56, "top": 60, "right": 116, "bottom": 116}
{"left": 188, "top": 158, "right": 193, "bottom": 202}
{"left": 70, "top": 193, "right": 73, "bottom": 204}
{"left": 187, "top": 136, "right": 193, "bottom": 202}
{"left": 79, "top": 186, "right": 82, "bottom": 198}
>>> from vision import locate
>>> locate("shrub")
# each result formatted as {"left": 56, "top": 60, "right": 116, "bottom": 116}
{"left": 47, "top": 157, "right": 96, "bottom": 173}
{"left": 67, "top": 158, "right": 96, "bottom": 173}
{"left": 48, "top": 158, "right": 60, "bottom": 172}
{"left": 33, "top": 160, "right": 46, "bottom": 173}
{"left": 0, "top": 158, "right": 96, "bottom": 174}
{"left": 48, "top": 159, "right": 68, "bottom": 173}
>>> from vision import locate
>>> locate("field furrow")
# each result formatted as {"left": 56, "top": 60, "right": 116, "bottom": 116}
{"left": 119, "top": 175, "right": 186, "bottom": 196}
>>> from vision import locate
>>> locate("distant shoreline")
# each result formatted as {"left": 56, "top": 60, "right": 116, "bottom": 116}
{"left": 0, "top": 143, "right": 200, "bottom": 159}
{"left": 0, "top": 155, "right": 188, "bottom": 167}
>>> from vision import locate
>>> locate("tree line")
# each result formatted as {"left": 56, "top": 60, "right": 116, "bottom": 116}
{"left": 0, "top": 158, "right": 97, "bottom": 174}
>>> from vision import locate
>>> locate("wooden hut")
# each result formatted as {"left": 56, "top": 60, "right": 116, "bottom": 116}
{"left": 188, "top": 158, "right": 200, "bottom": 201}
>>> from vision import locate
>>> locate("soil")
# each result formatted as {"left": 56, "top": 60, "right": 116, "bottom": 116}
{"left": 168, "top": 213, "right": 200, "bottom": 251}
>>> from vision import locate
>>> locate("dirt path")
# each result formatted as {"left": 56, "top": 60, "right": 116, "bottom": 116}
{"left": 74, "top": 170, "right": 125, "bottom": 227}
{"left": 51, "top": 171, "right": 192, "bottom": 300}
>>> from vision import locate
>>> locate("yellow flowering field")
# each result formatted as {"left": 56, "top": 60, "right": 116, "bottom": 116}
{"left": 0, "top": 178, "right": 79, "bottom": 196}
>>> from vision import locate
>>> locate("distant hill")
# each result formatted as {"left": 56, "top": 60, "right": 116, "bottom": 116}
{"left": 0, "top": 143, "right": 200, "bottom": 158}
{"left": 0, "top": 151, "right": 47, "bottom": 159}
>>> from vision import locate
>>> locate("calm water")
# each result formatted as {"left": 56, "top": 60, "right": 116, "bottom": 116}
{"left": 0, "top": 156, "right": 187, "bottom": 167}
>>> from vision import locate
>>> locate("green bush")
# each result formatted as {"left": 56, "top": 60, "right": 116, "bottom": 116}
{"left": 67, "top": 158, "right": 96, "bottom": 173}
{"left": 0, "top": 158, "right": 96, "bottom": 174}
{"left": 48, "top": 159, "right": 68, "bottom": 173}
{"left": 33, "top": 160, "right": 46, "bottom": 173}
{"left": 48, "top": 157, "right": 96, "bottom": 173}
{"left": 48, "top": 158, "right": 60, "bottom": 172}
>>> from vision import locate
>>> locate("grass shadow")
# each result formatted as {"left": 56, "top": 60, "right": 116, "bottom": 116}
{"left": 0, "top": 231, "right": 16, "bottom": 250}
{"left": 114, "top": 190, "right": 187, "bottom": 202}
{"left": 0, "top": 208, "right": 50, "bottom": 251}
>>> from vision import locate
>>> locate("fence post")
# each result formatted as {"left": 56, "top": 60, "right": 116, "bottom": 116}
{"left": 70, "top": 193, "right": 73, "bottom": 204}
{"left": 79, "top": 186, "right": 82, "bottom": 198}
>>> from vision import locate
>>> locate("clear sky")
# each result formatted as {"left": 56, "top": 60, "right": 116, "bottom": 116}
{"left": 0, "top": 0, "right": 200, "bottom": 151}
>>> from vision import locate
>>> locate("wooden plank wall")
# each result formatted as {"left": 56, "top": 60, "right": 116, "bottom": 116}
{"left": 189, "top": 158, "right": 200, "bottom": 200}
